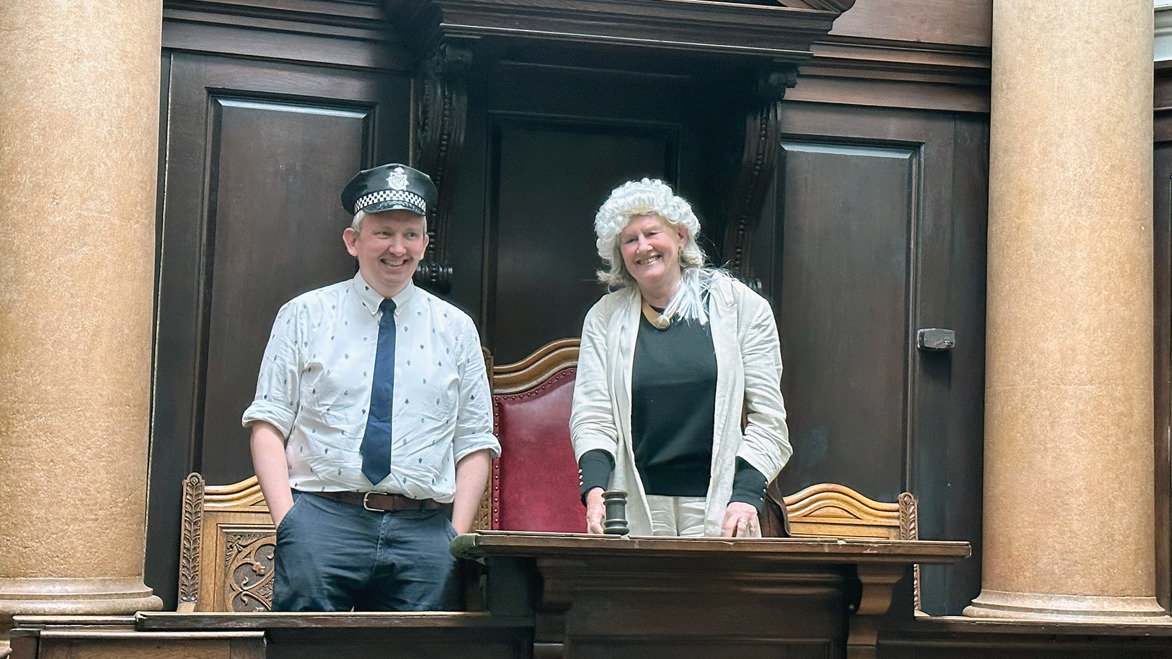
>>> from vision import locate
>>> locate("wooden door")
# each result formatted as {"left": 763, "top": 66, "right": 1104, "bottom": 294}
{"left": 146, "top": 51, "right": 410, "bottom": 606}
{"left": 767, "top": 102, "right": 989, "bottom": 614}
{"left": 450, "top": 57, "right": 708, "bottom": 364}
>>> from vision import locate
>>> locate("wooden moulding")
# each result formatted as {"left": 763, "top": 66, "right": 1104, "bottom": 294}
{"left": 491, "top": 338, "right": 578, "bottom": 395}
{"left": 387, "top": 0, "right": 846, "bottom": 64}
{"left": 784, "top": 482, "right": 916, "bottom": 540}
{"left": 784, "top": 482, "right": 923, "bottom": 612}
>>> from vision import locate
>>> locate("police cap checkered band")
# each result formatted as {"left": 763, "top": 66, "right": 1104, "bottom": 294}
{"left": 354, "top": 189, "right": 427, "bottom": 216}
{"left": 340, "top": 163, "right": 438, "bottom": 217}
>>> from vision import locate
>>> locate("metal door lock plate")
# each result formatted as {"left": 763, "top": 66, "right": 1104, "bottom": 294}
{"left": 917, "top": 328, "right": 956, "bottom": 351}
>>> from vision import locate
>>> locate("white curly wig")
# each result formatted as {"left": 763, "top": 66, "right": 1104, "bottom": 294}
{"left": 594, "top": 179, "right": 706, "bottom": 286}
{"left": 594, "top": 178, "right": 717, "bottom": 323}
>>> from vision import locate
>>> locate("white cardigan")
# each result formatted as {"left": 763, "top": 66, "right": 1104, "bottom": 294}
{"left": 570, "top": 272, "right": 791, "bottom": 536}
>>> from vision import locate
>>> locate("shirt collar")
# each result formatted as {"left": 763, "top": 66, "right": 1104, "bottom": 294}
{"left": 351, "top": 272, "right": 417, "bottom": 316}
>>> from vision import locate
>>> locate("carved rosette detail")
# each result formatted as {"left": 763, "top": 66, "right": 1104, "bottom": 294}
{"left": 177, "top": 472, "right": 205, "bottom": 608}
{"left": 223, "top": 532, "right": 276, "bottom": 612}
{"left": 412, "top": 39, "right": 473, "bottom": 295}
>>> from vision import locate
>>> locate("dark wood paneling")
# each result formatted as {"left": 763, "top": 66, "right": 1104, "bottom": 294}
{"left": 1154, "top": 107, "right": 1172, "bottom": 613}
{"left": 200, "top": 97, "right": 371, "bottom": 479}
{"left": 144, "top": 0, "right": 1000, "bottom": 626}
{"left": 147, "top": 51, "right": 410, "bottom": 607}
{"left": 773, "top": 140, "right": 917, "bottom": 501}
{"left": 162, "top": 0, "right": 412, "bottom": 71}
{"left": 932, "top": 114, "right": 988, "bottom": 614}
{"left": 792, "top": 0, "right": 992, "bottom": 113}
{"left": 771, "top": 102, "right": 987, "bottom": 615}
{"left": 829, "top": 0, "right": 991, "bottom": 47}
{"left": 460, "top": 57, "right": 706, "bottom": 361}
{"left": 486, "top": 121, "right": 673, "bottom": 363}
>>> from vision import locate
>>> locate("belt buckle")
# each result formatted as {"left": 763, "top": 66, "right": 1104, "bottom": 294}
{"left": 362, "top": 492, "right": 382, "bottom": 512}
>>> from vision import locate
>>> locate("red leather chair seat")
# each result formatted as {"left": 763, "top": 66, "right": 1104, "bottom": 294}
{"left": 491, "top": 367, "right": 586, "bottom": 532}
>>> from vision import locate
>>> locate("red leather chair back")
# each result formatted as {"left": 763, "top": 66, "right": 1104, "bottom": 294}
{"left": 491, "top": 341, "right": 585, "bottom": 532}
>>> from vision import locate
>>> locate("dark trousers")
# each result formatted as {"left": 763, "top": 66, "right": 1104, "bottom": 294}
{"left": 272, "top": 491, "right": 460, "bottom": 611}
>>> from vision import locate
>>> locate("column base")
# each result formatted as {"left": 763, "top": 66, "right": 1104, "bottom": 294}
{"left": 0, "top": 577, "right": 162, "bottom": 633}
{"left": 964, "top": 588, "right": 1168, "bottom": 621}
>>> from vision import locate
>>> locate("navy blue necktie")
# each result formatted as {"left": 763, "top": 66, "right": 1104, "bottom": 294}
{"left": 361, "top": 298, "right": 396, "bottom": 485}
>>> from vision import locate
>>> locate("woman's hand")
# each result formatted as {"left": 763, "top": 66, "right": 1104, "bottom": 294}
{"left": 721, "top": 502, "right": 761, "bottom": 538}
{"left": 585, "top": 487, "right": 606, "bottom": 534}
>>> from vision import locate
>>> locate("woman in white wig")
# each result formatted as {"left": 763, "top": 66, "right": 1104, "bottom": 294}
{"left": 570, "top": 178, "right": 792, "bottom": 537}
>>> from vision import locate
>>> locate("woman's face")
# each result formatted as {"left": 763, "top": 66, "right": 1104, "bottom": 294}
{"left": 619, "top": 213, "right": 687, "bottom": 295}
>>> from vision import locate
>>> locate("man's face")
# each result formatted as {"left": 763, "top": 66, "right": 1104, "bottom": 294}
{"left": 343, "top": 209, "right": 429, "bottom": 298}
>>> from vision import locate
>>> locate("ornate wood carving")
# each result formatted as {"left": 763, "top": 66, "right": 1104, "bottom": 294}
{"left": 413, "top": 39, "right": 473, "bottom": 295}
{"left": 177, "top": 472, "right": 206, "bottom": 612}
{"left": 224, "top": 532, "right": 276, "bottom": 612}
{"left": 784, "top": 482, "right": 924, "bottom": 613}
{"left": 898, "top": 491, "right": 919, "bottom": 541}
{"left": 721, "top": 67, "right": 797, "bottom": 284}
{"left": 899, "top": 491, "right": 923, "bottom": 612}
{"left": 176, "top": 473, "right": 276, "bottom": 612}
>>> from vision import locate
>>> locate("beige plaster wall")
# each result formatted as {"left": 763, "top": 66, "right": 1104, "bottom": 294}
{"left": 0, "top": 0, "right": 163, "bottom": 612}
{"left": 977, "top": 0, "right": 1158, "bottom": 614}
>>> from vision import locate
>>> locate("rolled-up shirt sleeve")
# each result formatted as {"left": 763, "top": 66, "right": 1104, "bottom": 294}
{"left": 451, "top": 317, "right": 500, "bottom": 462}
{"left": 241, "top": 301, "right": 305, "bottom": 438}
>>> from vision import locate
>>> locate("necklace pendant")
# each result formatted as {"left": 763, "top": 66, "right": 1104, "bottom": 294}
{"left": 641, "top": 300, "right": 672, "bottom": 330}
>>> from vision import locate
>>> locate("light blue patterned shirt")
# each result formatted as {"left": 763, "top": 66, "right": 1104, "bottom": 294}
{"left": 242, "top": 274, "right": 499, "bottom": 501}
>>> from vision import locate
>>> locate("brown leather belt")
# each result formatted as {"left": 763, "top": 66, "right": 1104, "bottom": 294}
{"left": 310, "top": 491, "right": 450, "bottom": 513}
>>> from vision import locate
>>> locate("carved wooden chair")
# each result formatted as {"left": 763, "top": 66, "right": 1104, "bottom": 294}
{"left": 489, "top": 338, "right": 585, "bottom": 532}
{"left": 177, "top": 473, "right": 275, "bottom": 612}
{"left": 783, "top": 482, "right": 924, "bottom": 612}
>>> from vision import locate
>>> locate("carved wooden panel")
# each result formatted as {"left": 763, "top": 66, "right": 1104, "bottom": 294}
{"left": 771, "top": 139, "right": 917, "bottom": 502}
{"left": 413, "top": 40, "right": 473, "bottom": 294}
{"left": 178, "top": 473, "right": 276, "bottom": 613}
{"left": 222, "top": 529, "right": 276, "bottom": 612}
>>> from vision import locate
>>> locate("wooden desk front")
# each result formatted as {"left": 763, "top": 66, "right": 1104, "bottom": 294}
{"left": 453, "top": 531, "right": 971, "bottom": 659}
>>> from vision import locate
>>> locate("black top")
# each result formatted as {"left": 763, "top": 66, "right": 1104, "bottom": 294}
{"left": 577, "top": 306, "right": 768, "bottom": 513}
{"left": 630, "top": 308, "right": 718, "bottom": 496}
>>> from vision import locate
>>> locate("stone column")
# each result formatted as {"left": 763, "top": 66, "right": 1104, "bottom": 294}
{"left": 966, "top": 2, "right": 1163, "bottom": 620}
{"left": 0, "top": 0, "right": 165, "bottom": 640}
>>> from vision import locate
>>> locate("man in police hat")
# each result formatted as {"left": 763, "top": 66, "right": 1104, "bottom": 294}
{"left": 242, "top": 163, "right": 499, "bottom": 611}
